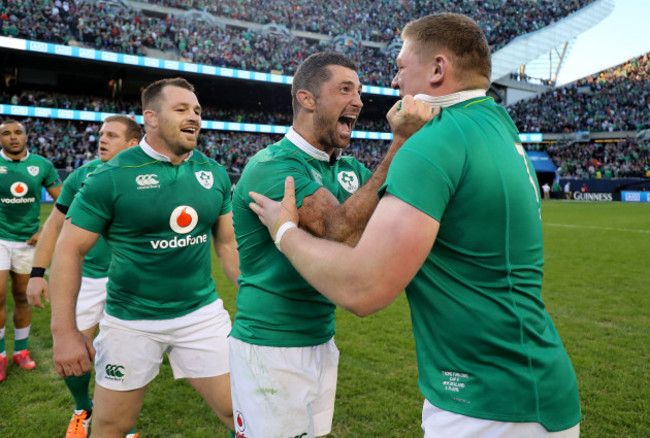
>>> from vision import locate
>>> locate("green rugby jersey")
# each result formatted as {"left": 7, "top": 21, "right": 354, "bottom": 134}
{"left": 0, "top": 150, "right": 61, "bottom": 241}
{"left": 67, "top": 140, "right": 232, "bottom": 320}
{"left": 381, "top": 96, "right": 581, "bottom": 431}
{"left": 57, "top": 159, "right": 111, "bottom": 279}
{"left": 231, "top": 128, "right": 372, "bottom": 347}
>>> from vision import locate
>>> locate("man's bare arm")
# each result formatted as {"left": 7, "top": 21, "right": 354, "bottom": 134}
{"left": 27, "top": 206, "right": 66, "bottom": 308}
{"left": 49, "top": 220, "right": 99, "bottom": 377}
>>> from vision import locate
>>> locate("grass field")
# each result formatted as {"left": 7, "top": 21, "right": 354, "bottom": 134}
{"left": 0, "top": 201, "right": 648, "bottom": 437}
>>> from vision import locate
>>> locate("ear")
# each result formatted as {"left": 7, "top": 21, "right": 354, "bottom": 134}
{"left": 430, "top": 54, "right": 448, "bottom": 86}
{"left": 143, "top": 109, "right": 157, "bottom": 129}
{"left": 128, "top": 138, "right": 140, "bottom": 147}
{"left": 296, "top": 89, "right": 317, "bottom": 112}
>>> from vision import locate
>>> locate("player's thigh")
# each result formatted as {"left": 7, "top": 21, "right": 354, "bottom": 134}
{"left": 422, "top": 400, "right": 580, "bottom": 438}
{"left": 187, "top": 373, "right": 233, "bottom": 426}
{"left": 9, "top": 272, "right": 29, "bottom": 300}
{"left": 75, "top": 276, "right": 107, "bottom": 332}
{"left": 94, "top": 314, "right": 167, "bottom": 391}
{"left": 0, "top": 270, "right": 8, "bottom": 304}
{"left": 92, "top": 384, "right": 146, "bottom": 435}
{"left": 229, "top": 338, "right": 339, "bottom": 438}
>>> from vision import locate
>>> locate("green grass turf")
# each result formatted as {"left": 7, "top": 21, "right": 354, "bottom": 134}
{"left": 0, "top": 201, "right": 648, "bottom": 437}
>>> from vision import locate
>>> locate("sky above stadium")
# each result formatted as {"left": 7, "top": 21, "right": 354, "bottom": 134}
{"left": 555, "top": 0, "right": 649, "bottom": 85}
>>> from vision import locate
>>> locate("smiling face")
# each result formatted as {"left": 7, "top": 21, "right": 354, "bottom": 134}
{"left": 311, "top": 65, "right": 363, "bottom": 153}
{"left": 97, "top": 120, "right": 139, "bottom": 162}
{"left": 150, "top": 85, "right": 202, "bottom": 157}
{"left": 0, "top": 121, "right": 28, "bottom": 159}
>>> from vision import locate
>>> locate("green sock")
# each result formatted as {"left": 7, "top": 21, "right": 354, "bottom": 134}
{"left": 14, "top": 325, "right": 30, "bottom": 351}
{"left": 130, "top": 426, "right": 137, "bottom": 434}
{"left": 229, "top": 430, "right": 236, "bottom": 438}
{"left": 63, "top": 372, "right": 93, "bottom": 411}
{"left": 0, "top": 328, "right": 5, "bottom": 355}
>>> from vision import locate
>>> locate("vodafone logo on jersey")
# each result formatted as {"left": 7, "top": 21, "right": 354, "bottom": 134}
{"left": 149, "top": 206, "right": 208, "bottom": 250}
{"left": 169, "top": 206, "right": 198, "bottom": 234}
{"left": 11, "top": 181, "right": 28, "bottom": 197}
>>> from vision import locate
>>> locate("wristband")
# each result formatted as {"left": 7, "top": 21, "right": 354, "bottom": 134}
{"left": 274, "top": 222, "right": 297, "bottom": 250}
{"left": 30, "top": 267, "right": 46, "bottom": 278}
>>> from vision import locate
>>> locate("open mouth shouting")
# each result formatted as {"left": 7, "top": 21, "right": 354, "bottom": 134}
{"left": 337, "top": 113, "right": 358, "bottom": 138}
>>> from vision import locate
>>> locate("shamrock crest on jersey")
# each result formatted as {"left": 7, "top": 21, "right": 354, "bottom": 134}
{"left": 195, "top": 170, "right": 213, "bottom": 189}
{"left": 27, "top": 166, "right": 40, "bottom": 176}
{"left": 337, "top": 171, "right": 359, "bottom": 193}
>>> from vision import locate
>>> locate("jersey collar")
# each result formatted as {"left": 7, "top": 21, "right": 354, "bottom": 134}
{"left": 139, "top": 136, "right": 193, "bottom": 162}
{"left": 0, "top": 149, "right": 30, "bottom": 162}
{"left": 286, "top": 127, "right": 334, "bottom": 162}
{"left": 414, "top": 89, "right": 486, "bottom": 108}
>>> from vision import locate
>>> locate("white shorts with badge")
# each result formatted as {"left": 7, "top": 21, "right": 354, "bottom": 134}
{"left": 0, "top": 238, "right": 34, "bottom": 274}
{"left": 422, "top": 400, "right": 580, "bottom": 438}
{"left": 94, "top": 299, "right": 231, "bottom": 391}
{"left": 75, "top": 276, "right": 108, "bottom": 332}
{"left": 229, "top": 337, "right": 339, "bottom": 438}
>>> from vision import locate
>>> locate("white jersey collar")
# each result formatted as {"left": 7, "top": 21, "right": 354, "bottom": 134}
{"left": 286, "top": 127, "right": 334, "bottom": 162}
{"left": 139, "top": 136, "right": 193, "bottom": 163}
{"left": 414, "top": 89, "right": 486, "bottom": 108}
{"left": 0, "top": 148, "right": 30, "bottom": 162}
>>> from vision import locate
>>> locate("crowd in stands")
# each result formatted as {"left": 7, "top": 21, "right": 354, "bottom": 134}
{"left": 133, "top": 0, "right": 595, "bottom": 46}
{"left": 507, "top": 53, "right": 650, "bottom": 133}
{"left": 528, "top": 138, "right": 650, "bottom": 179}
{"left": 0, "top": 0, "right": 594, "bottom": 87}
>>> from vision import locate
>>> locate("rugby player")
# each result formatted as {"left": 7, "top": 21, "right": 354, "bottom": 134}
{"left": 49, "top": 78, "right": 239, "bottom": 437}
{"left": 0, "top": 119, "right": 61, "bottom": 382}
{"left": 27, "top": 115, "right": 142, "bottom": 438}
{"left": 229, "top": 52, "right": 432, "bottom": 438}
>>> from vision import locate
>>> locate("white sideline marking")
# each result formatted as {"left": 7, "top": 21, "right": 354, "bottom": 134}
{"left": 545, "top": 223, "right": 650, "bottom": 234}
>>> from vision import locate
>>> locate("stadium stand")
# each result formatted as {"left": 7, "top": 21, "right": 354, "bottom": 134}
{"left": 507, "top": 52, "right": 650, "bottom": 178}
{"left": 129, "top": 0, "right": 596, "bottom": 46}
{"left": 507, "top": 53, "right": 650, "bottom": 133}
{"left": 0, "top": 0, "right": 596, "bottom": 87}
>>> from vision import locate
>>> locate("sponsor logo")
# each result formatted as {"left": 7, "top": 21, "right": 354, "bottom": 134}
{"left": 572, "top": 192, "right": 613, "bottom": 202}
{"left": 234, "top": 411, "right": 248, "bottom": 437}
{"left": 311, "top": 169, "right": 323, "bottom": 186}
{"left": 149, "top": 206, "right": 206, "bottom": 249}
{"left": 10, "top": 181, "right": 28, "bottom": 197}
{"left": 1, "top": 197, "right": 36, "bottom": 204}
{"left": 169, "top": 206, "right": 198, "bottom": 234}
{"left": 338, "top": 170, "right": 359, "bottom": 193}
{"left": 624, "top": 192, "right": 641, "bottom": 202}
{"left": 195, "top": 170, "right": 214, "bottom": 189}
{"left": 27, "top": 166, "right": 40, "bottom": 176}
{"left": 0, "top": 166, "right": 6, "bottom": 174}
{"left": 150, "top": 234, "right": 207, "bottom": 249}
{"left": 135, "top": 174, "right": 160, "bottom": 189}
{"left": 105, "top": 364, "right": 125, "bottom": 381}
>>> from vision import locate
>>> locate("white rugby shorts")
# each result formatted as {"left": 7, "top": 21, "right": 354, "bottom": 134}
{"left": 0, "top": 238, "right": 34, "bottom": 274}
{"left": 229, "top": 337, "right": 339, "bottom": 438}
{"left": 94, "top": 299, "right": 231, "bottom": 391}
{"left": 422, "top": 400, "right": 580, "bottom": 438}
{"left": 75, "top": 276, "right": 108, "bottom": 332}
